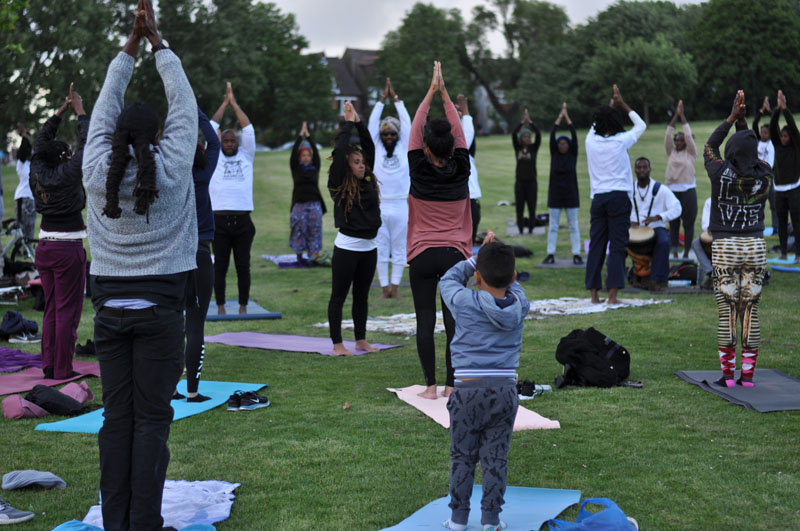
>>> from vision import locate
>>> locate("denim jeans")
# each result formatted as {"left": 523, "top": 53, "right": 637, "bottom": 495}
{"left": 547, "top": 207, "right": 581, "bottom": 256}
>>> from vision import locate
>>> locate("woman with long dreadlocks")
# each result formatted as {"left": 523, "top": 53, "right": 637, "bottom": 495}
{"left": 704, "top": 90, "right": 771, "bottom": 388}
{"left": 81, "top": 1, "right": 198, "bottom": 528}
{"left": 30, "top": 83, "right": 89, "bottom": 380}
{"left": 407, "top": 61, "right": 472, "bottom": 400}
{"left": 327, "top": 101, "right": 381, "bottom": 356}
{"left": 584, "top": 84, "right": 646, "bottom": 305}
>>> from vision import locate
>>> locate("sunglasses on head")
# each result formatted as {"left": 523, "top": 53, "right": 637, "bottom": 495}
{"left": 381, "top": 131, "right": 398, "bottom": 137}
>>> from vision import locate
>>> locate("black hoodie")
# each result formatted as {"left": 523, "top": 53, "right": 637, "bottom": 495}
{"left": 703, "top": 121, "right": 772, "bottom": 239}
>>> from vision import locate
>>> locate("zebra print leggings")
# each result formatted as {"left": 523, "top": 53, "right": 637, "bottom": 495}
{"left": 711, "top": 237, "right": 766, "bottom": 350}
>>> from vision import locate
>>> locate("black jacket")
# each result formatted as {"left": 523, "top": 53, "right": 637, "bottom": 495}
{"left": 290, "top": 134, "right": 326, "bottom": 213}
{"left": 328, "top": 121, "right": 381, "bottom": 239}
{"left": 770, "top": 108, "right": 800, "bottom": 186}
{"left": 30, "top": 114, "right": 90, "bottom": 232}
{"left": 512, "top": 121, "right": 541, "bottom": 180}
{"left": 547, "top": 123, "right": 579, "bottom": 209}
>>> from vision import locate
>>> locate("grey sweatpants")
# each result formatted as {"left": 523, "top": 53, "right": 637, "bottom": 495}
{"left": 446, "top": 380, "right": 519, "bottom": 526}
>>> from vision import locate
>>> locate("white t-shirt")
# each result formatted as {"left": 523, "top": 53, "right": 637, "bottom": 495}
{"left": 701, "top": 197, "right": 711, "bottom": 232}
{"left": 757, "top": 139, "right": 775, "bottom": 168}
{"left": 630, "top": 179, "right": 682, "bottom": 230}
{"left": 334, "top": 232, "right": 377, "bottom": 252}
{"left": 368, "top": 101, "right": 411, "bottom": 201}
{"left": 208, "top": 121, "right": 256, "bottom": 211}
{"left": 14, "top": 160, "right": 33, "bottom": 201}
{"left": 462, "top": 115, "right": 482, "bottom": 200}
{"left": 585, "top": 110, "right": 646, "bottom": 199}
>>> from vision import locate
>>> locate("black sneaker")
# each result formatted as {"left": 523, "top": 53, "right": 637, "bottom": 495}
{"left": 517, "top": 379, "right": 535, "bottom": 397}
{"left": 227, "top": 392, "right": 242, "bottom": 412}
{"left": 542, "top": 254, "right": 555, "bottom": 265}
{"left": 0, "top": 495, "right": 34, "bottom": 524}
{"left": 239, "top": 391, "right": 270, "bottom": 410}
{"left": 573, "top": 255, "right": 583, "bottom": 265}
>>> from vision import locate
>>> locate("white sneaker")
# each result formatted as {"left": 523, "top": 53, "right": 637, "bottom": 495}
{"left": 9, "top": 332, "right": 41, "bottom": 343}
{"left": 483, "top": 521, "right": 507, "bottom": 531}
{"left": 0, "top": 495, "right": 34, "bottom": 524}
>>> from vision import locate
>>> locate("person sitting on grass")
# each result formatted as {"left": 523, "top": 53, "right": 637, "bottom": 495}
{"left": 30, "top": 82, "right": 90, "bottom": 381}
{"left": 327, "top": 101, "right": 380, "bottom": 356}
{"left": 439, "top": 230, "right": 530, "bottom": 531}
{"left": 289, "top": 121, "right": 327, "bottom": 266}
{"left": 543, "top": 102, "right": 581, "bottom": 265}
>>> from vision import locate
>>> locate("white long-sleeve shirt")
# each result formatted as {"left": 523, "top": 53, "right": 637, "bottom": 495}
{"left": 630, "top": 179, "right": 682, "bottom": 230}
{"left": 585, "top": 110, "right": 646, "bottom": 199}
{"left": 757, "top": 139, "right": 775, "bottom": 168}
{"left": 701, "top": 197, "right": 711, "bottom": 232}
{"left": 208, "top": 120, "right": 256, "bottom": 211}
{"left": 14, "top": 160, "right": 32, "bottom": 200}
{"left": 368, "top": 100, "right": 411, "bottom": 200}
{"left": 461, "top": 115, "right": 481, "bottom": 200}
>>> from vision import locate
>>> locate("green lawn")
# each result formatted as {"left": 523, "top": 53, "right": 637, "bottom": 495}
{"left": 1, "top": 117, "right": 798, "bottom": 530}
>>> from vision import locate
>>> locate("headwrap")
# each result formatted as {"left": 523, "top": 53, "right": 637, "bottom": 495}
{"left": 380, "top": 116, "right": 400, "bottom": 135}
{"left": 555, "top": 135, "right": 571, "bottom": 145}
{"left": 519, "top": 128, "right": 533, "bottom": 139}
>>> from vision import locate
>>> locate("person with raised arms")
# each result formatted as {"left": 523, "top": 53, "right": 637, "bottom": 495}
{"left": 457, "top": 93, "right": 482, "bottom": 244}
{"left": 327, "top": 101, "right": 381, "bottom": 356}
{"left": 511, "top": 108, "right": 541, "bottom": 235}
{"left": 407, "top": 61, "right": 472, "bottom": 400}
{"left": 81, "top": 1, "right": 197, "bottom": 527}
{"left": 543, "top": 102, "right": 581, "bottom": 265}
{"left": 289, "top": 120, "right": 326, "bottom": 266}
{"left": 769, "top": 89, "right": 800, "bottom": 261}
{"left": 752, "top": 96, "right": 777, "bottom": 230}
{"left": 369, "top": 77, "right": 411, "bottom": 299}
{"left": 208, "top": 82, "right": 256, "bottom": 314}
{"left": 664, "top": 100, "right": 698, "bottom": 259}
{"left": 584, "top": 85, "right": 646, "bottom": 304}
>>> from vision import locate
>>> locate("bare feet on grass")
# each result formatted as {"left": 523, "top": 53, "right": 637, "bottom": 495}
{"left": 217, "top": 304, "right": 226, "bottom": 315}
{"left": 418, "top": 385, "right": 438, "bottom": 399}
{"left": 441, "top": 386, "right": 453, "bottom": 398}
{"left": 355, "top": 339, "right": 378, "bottom": 352}
{"left": 381, "top": 287, "right": 391, "bottom": 299}
{"left": 390, "top": 285, "right": 400, "bottom": 299}
{"left": 332, "top": 343, "right": 353, "bottom": 356}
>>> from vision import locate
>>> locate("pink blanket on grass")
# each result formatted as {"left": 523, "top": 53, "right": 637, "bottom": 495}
{"left": 0, "top": 361, "right": 101, "bottom": 396}
{"left": 387, "top": 385, "right": 560, "bottom": 431}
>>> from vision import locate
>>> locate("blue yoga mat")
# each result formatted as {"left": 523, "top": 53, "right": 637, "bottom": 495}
{"left": 382, "top": 485, "right": 581, "bottom": 530}
{"left": 206, "top": 300, "right": 282, "bottom": 321}
{"left": 35, "top": 380, "right": 266, "bottom": 434}
{"left": 771, "top": 265, "right": 800, "bottom": 273}
{"left": 766, "top": 255, "right": 797, "bottom": 265}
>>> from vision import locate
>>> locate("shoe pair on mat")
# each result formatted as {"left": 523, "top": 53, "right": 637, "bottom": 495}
{"left": 0, "top": 495, "right": 34, "bottom": 524}
{"left": 541, "top": 254, "right": 583, "bottom": 265}
{"left": 227, "top": 390, "right": 270, "bottom": 411}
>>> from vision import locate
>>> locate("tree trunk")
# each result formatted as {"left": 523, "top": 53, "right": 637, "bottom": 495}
{"left": 456, "top": 47, "right": 517, "bottom": 131}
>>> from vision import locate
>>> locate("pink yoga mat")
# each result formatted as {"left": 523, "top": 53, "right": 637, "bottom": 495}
{"left": 0, "top": 361, "right": 101, "bottom": 396}
{"left": 205, "top": 332, "right": 400, "bottom": 356}
{"left": 387, "top": 385, "right": 561, "bottom": 431}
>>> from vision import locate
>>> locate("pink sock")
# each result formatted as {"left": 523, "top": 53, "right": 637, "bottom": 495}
{"left": 740, "top": 349, "right": 758, "bottom": 386}
{"left": 718, "top": 347, "right": 736, "bottom": 380}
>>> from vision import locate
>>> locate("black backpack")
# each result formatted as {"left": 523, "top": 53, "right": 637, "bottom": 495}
{"left": 554, "top": 327, "right": 630, "bottom": 388}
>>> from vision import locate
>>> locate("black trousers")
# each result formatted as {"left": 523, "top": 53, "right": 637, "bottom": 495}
{"left": 514, "top": 179, "right": 537, "bottom": 231}
{"left": 185, "top": 240, "right": 213, "bottom": 394}
{"left": 409, "top": 246, "right": 465, "bottom": 387}
{"left": 95, "top": 305, "right": 184, "bottom": 531}
{"left": 213, "top": 213, "right": 255, "bottom": 306}
{"left": 669, "top": 188, "right": 697, "bottom": 254}
{"left": 470, "top": 199, "right": 481, "bottom": 243}
{"left": 585, "top": 191, "right": 631, "bottom": 290}
{"left": 775, "top": 186, "right": 800, "bottom": 255}
{"left": 328, "top": 246, "right": 377, "bottom": 344}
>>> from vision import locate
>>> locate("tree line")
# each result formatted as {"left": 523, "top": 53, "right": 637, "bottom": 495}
{"left": 3, "top": 0, "right": 800, "bottom": 148}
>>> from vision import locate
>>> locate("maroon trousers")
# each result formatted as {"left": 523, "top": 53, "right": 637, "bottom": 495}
{"left": 35, "top": 239, "right": 86, "bottom": 379}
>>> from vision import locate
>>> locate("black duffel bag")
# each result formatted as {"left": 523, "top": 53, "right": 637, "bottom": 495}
{"left": 554, "top": 327, "right": 630, "bottom": 388}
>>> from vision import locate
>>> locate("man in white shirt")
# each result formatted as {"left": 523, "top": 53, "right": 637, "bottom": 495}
{"left": 584, "top": 85, "right": 646, "bottom": 304}
{"left": 208, "top": 82, "right": 256, "bottom": 315}
{"left": 630, "top": 157, "right": 682, "bottom": 290}
{"left": 368, "top": 78, "right": 410, "bottom": 299}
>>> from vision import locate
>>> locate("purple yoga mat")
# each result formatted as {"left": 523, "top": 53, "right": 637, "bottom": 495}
{"left": 204, "top": 332, "right": 400, "bottom": 356}
{"left": 0, "top": 361, "right": 101, "bottom": 396}
{"left": 0, "top": 347, "right": 42, "bottom": 374}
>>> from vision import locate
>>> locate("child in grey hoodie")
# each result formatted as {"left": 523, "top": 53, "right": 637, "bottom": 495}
{"left": 439, "top": 231, "right": 530, "bottom": 531}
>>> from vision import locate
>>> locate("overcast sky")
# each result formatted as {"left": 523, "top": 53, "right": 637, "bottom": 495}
{"left": 268, "top": 0, "right": 701, "bottom": 57}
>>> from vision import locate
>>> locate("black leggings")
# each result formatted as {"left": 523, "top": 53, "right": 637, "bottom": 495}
{"left": 514, "top": 179, "right": 537, "bottom": 231}
{"left": 328, "top": 246, "right": 377, "bottom": 344}
{"left": 409, "top": 246, "right": 465, "bottom": 387}
{"left": 185, "top": 241, "right": 213, "bottom": 394}
{"left": 470, "top": 199, "right": 481, "bottom": 244}
{"left": 213, "top": 213, "right": 255, "bottom": 306}
{"left": 668, "top": 188, "right": 698, "bottom": 254}
{"left": 775, "top": 186, "right": 800, "bottom": 255}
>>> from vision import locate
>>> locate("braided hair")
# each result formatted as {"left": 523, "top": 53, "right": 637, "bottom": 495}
{"left": 104, "top": 102, "right": 160, "bottom": 222}
{"left": 591, "top": 105, "right": 625, "bottom": 137}
{"left": 329, "top": 143, "right": 379, "bottom": 219}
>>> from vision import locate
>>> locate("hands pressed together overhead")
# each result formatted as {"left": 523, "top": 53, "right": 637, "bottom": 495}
{"left": 343, "top": 101, "right": 360, "bottom": 123}
{"left": 555, "top": 102, "right": 571, "bottom": 125}
{"left": 727, "top": 89, "right": 746, "bottom": 125}
{"left": 55, "top": 82, "right": 86, "bottom": 117}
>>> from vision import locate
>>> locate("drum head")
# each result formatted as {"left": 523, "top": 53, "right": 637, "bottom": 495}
{"left": 629, "top": 225, "right": 655, "bottom": 243}
{"left": 700, "top": 231, "right": 712, "bottom": 243}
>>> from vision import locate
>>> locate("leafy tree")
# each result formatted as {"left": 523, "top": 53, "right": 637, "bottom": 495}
{"left": 1, "top": 0, "right": 28, "bottom": 53}
{"left": 690, "top": 0, "right": 800, "bottom": 115}
{"left": 377, "top": 3, "right": 473, "bottom": 115}
{"left": 582, "top": 35, "right": 697, "bottom": 123}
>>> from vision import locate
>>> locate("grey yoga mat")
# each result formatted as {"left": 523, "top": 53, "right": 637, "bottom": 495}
{"left": 674, "top": 369, "right": 800, "bottom": 412}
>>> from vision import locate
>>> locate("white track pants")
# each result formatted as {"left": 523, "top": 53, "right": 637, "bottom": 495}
{"left": 377, "top": 198, "right": 408, "bottom": 286}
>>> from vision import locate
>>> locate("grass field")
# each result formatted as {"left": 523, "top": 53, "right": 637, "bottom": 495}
{"left": 1, "top": 116, "right": 799, "bottom": 530}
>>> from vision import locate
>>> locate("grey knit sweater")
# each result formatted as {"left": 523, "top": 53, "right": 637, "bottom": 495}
{"left": 82, "top": 50, "right": 198, "bottom": 276}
